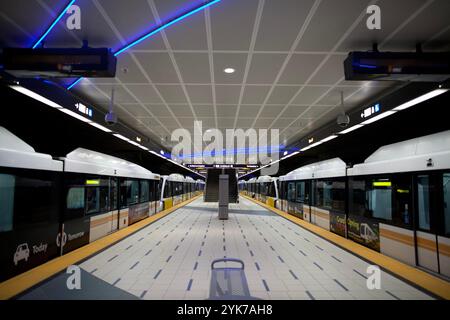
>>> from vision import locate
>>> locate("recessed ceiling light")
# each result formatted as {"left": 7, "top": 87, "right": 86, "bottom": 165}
{"left": 223, "top": 67, "right": 235, "bottom": 74}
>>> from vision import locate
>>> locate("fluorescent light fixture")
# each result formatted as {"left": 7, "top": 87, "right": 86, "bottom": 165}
{"left": 301, "top": 141, "right": 322, "bottom": 151}
{"left": 9, "top": 85, "right": 63, "bottom": 109}
{"left": 224, "top": 67, "right": 235, "bottom": 74}
{"left": 339, "top": 124, "right": 364, "bottom": 134}
{"left": 128, "top": 140, "right": 141, "bottom": 147}
{"left": 283, "top": 151, "right": 288, "bottom": 156}
{"left": 320, "top": 135, "right": 338, "bottom": 143}
{"left": 281, "top": 151, "right": 299, "bottom": 160}
{"left": 393, "top": 89, "right": 449, "bottom": 111}
{"left": 88, "top": 122, "right": 112, "bottom": 132}
{"left": 160, "top": 150, "right": 165, "bottom": 155}
{"left": 138, "top": 145, "right": 149, "bottom": 151}
{"left": 114, "top": 0, "right": 222, "bottom": 57}
{"left": 59, "top": 108, "right": 91, "bottom": 123}
{"left": 32, "top": 0, "right": 77, "bottom": 49}
{"left": 67, "top": 77, "right": 84, "bottom": 90}
{"left": 113, "top": 134, "right": 130, "bottom": 142}
{"left": 361, "top": 110, "right": 396, "bottom": 125}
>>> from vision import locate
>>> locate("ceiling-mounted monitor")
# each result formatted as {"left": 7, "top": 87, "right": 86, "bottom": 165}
{"left": 344, "top": 51, "right": 450, "bottom": 82}
{"left": 1, "top": 47, "right": 117, "bottom": 78}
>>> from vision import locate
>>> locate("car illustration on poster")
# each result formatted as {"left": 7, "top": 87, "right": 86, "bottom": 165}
{"left": 13, "top": 243, "right": 30, "bottom": 266}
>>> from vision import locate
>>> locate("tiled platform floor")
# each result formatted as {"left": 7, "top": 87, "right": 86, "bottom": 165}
{"left": 75, "top": 197, "right": 433, "bottom": 300}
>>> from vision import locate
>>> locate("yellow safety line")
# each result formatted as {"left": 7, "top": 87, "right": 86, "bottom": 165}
{"left": 0, "top": 195, "right": 202, "bottom": 300}
{"left": 241, "top": 194, "right": 450, "bottom": 300}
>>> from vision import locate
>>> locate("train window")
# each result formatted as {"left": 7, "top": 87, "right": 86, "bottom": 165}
{"left": 12, "top": 171, "right": 59, "bottom": 226}
{"left": 120, "top": 179, "right": 128, "bottom": 209}
{"left": 368, "top": 179, "right": 392, "bottom": 220}
{"left": 163, "top": 181, "right": 171, "bottom": 198}
{"left": 99, "top": 185, "right": 109, "bottom": 213}
{"left": 110, "top": 178, "right": 118, "bottom": 210}
{"left": 140, "top": 180, "right": 149, "bottom": 203}
{"left": 67, "top": 187, "right": 85, "bottom": 210}
{"left": 296, "top": 182, "right": 305, "bottom": 203}
{"left": 443, "top": 173, "right": 450, "bottom": 235}
{"left": 349, "top": 178, "right": 366, "bottom": 216}
{"left": 287, "top": 182, "right": 296, "bottom": 202}
{"left": 127, "top": 180, "right": 139, "bottom": 205}
{"left": 0, "top": 174, "right": 15, "bottom": 232}
{"left": 86, "top": 187, "right": 100, "bottom": 214}
{"left": 315, "top": 180, "right": 331, "bottom": 209}
{"left": 417, "top": 175, "right": 431, "bottom": 231}
{"left": 392, "top": 175, "right": 411, "bottom": 226}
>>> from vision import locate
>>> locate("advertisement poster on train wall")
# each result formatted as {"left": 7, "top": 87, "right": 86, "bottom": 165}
{"left": 128, "top": 202, "right": 150, "bottom": 225}
{"left": 330, "top": 212, "right": 346, "bottom": 237}
{"left": 288, "top": 202, "right": 304, "bottom": 220}
{"left": 0, "top": 223, "right": 59, "bottom": 282}
{"left": 347, "top": 215, "right": 380, "bottom": 251}
{"left": 61, "top": 217, "right": 90, "bottom": 254}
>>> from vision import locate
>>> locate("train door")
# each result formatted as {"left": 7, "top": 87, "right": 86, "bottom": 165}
{"left": 415, "top": 172, "right": 450, "bottom": 277}
{"left": 110, "top": 178, "right": 119, "bottom": 233}
{"left": 440, "top": 172, "right": 450, "bottom": 277}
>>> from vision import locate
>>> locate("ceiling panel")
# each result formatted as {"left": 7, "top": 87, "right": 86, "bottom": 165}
{"left": 266, "top": 86, "right": 299, "bottom": 104}
{"left": 291, "top": 86, "right": 331, "bottom": 105}
{"left": 155, "top": 85, "right": 188, "bottom": 103}
{"left": 238, "top": 105, "right": 261, "bottom": 118}
{"left": 308, "top": 55, "right": 346, "bottom": 85}
{"left": 185, "top": 85, "right": 213, "bottom": 104}
{"left": 95, "top": 0, "right": 158, "bottom": 50}
{"left": 162, "top": 5, "right": 208, "bottom": 50}
{"left": 167, "top": 104, "right": 194, "bottom": 117}
{"left": 381, "top": 0, "right": 450, "bottom": 51}
{"left": 210, "top": 0, "right": 259, "bottom": 50}
{"left": 316, "top": 86, "right": 361, "bottom": 106}
{"left": 215, "top": 85, "right": 241, "bottom": 104}
{"left": 146, "top": 104, "right": 174, "bottom": 117}
{"left": 279, "top": 53, "right": 328, "bottom": 84}
{"left": 193, "top": 105, "right": 215, "bottom": 117}
{"left": 301, "top": 106, "right": 331, "bottom": 119}
{"left": 281, "top": 105, "right": 309, "bottom": 118}
{"left": 337, "top": 0, "right": 426, "bottom": 52}
{"left": 258, "top": 106, "right": 285, "bottom": 118}
{"left": 133, "top": 52, "right": 179, "bottom": 83}
{"left": 216, "top": 105, "right": 237, "bottom": 117}
{"left": 236, "top": 118, "right": 255, "bottom": 128}
{"left": 116, "top": 53, "right": 149, "bottom": 83}
{"left": 214, "top": 53, "right": 247, "bottom": 84}
{"left": 174, "top": 52, "right": 211, "bottom": 83}
{"left": 242, "top": 86, "right": 271, "bottom": 104}
{"left": 246, "top": 53, "right": 287, "bottom": 84}
{"left": 296, "top": 0, "right": 371, "bottom": 52}
{"left": 126, "top": 84, "right": 164, "bottom": 104}
{"left": 254, "top": 0, "right": 315, "bottom": 51}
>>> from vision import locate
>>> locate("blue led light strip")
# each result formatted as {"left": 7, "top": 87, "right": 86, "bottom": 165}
{"left": 67, "top": 0, "right": 221, "bottom": 90}
{"left": 67, "top": 77, "right": 83, "bottom": 90}
{"left": 32, "top": 0, "right": 76, "bottom": 49}
{"left": 114, "top": 0, "right": 222, "bottom": 56}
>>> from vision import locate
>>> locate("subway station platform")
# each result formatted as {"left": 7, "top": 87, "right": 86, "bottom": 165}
{"left": 19, "top": 197, "right": 433, "bottom": 300}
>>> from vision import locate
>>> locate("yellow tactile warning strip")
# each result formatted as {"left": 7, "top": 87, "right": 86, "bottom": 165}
{"left": 0, "top": 195, "right": 202, "bottom": 300}
{"left": 241, "top": 194, "right": 450, "bottom": 300}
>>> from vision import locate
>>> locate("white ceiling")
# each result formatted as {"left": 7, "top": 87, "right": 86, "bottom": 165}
{"left": 1, "top": 0, "right": 450, "bottom": 157}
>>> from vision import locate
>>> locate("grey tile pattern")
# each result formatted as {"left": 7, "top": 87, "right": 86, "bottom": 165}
{"left": 78, "top": 197, "right": 434, "bottom": 300}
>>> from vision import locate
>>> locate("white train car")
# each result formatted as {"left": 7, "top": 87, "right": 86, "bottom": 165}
{"left": 348, "top": 130, "right": 450, "bottom": 277}
{"left": 61, "top": 148, "right": 160, "bottom": 248}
